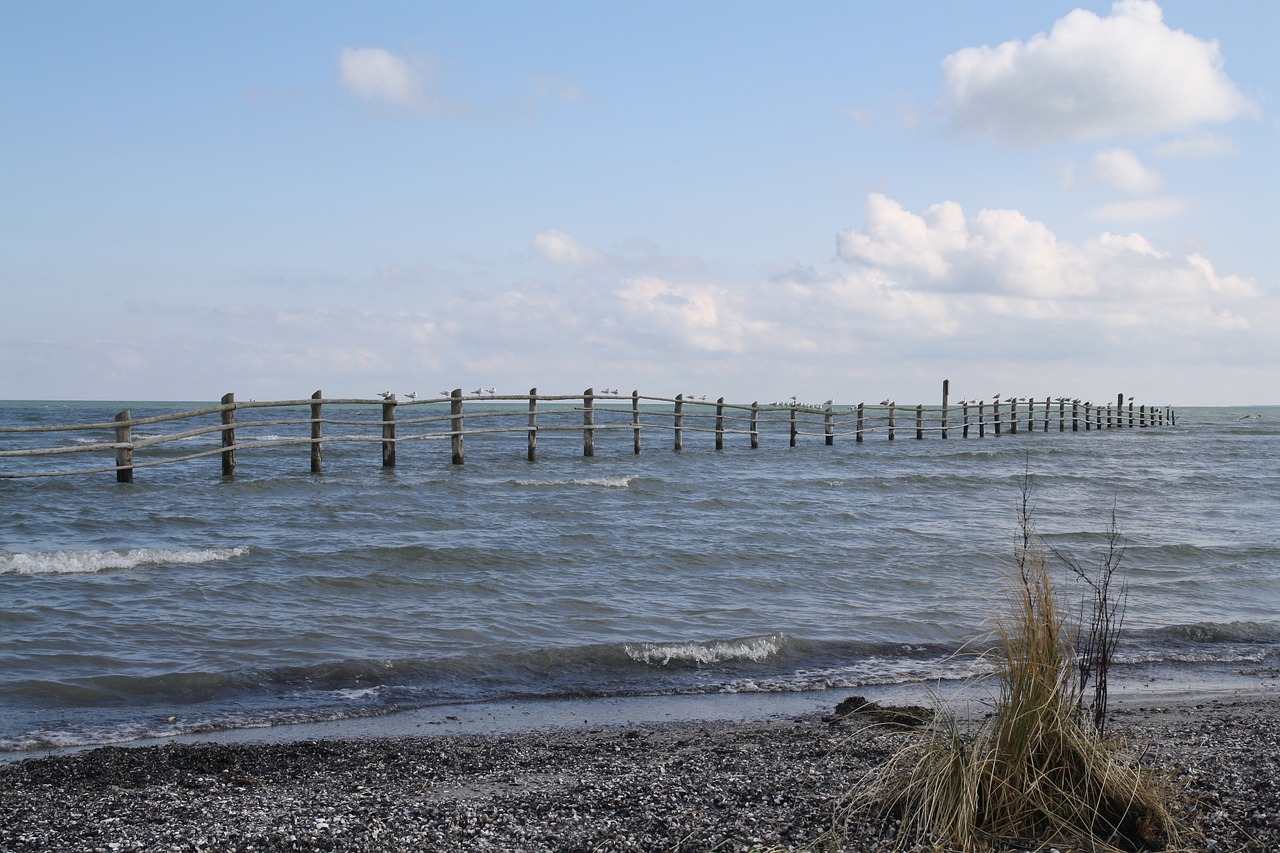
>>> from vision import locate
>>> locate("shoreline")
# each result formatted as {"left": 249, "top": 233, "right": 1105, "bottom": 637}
{"left": 3, "top": 685, "right": 1277, "bottom": 851}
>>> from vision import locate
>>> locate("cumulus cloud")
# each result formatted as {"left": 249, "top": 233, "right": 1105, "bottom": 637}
{"left": 836, "top": 193, "right": 1254, "bottom": 307}
{"left": 339, "top": 47, "right": 424, "bottom": 108}
{"left": 942, "top": 0, "right": 1256, "bottom": 144}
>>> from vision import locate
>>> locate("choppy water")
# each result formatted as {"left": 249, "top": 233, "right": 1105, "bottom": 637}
{"left": 1, "top": 400, "right": 1277, "bottom": 754}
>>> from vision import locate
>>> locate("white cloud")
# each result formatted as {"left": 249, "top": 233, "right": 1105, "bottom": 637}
{"left": 942, "top": 0, "right": 1256, "bottom": 144}
{"left": 614, "top": 276, "right": 770, "bottom": 353}
{"left": 531, "top": 229, "right": 607, "bottom": 266}
{"left": 836, "top": 193, "right": 1253, "bottom": 308}
{"left": 338, "top": 47, "right": 424, "bottom": 108}
{"left": 1091, "top": 197, "right": 1190, "bottom": 221}
{"left": 1154, "top": 131, "right": 1237, "bottom": 159}
{"left": 1090, "top": 148, "right": 1162, "bottom": 194}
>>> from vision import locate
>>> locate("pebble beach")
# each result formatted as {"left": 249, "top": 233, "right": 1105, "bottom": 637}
{"left": 2, "top": 691, "right": 1276, "bottom": 852}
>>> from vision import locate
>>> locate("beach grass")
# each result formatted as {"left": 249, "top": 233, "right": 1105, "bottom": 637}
{"left": 838, "top": 481, "right": 1182, "bottom": 851}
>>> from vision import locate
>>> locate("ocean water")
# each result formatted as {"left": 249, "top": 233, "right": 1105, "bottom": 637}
{"left": 1, "top": 399, "right": 1277, "bottom": 755}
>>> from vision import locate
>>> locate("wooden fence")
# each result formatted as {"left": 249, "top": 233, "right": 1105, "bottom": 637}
{"left": 0, "top": 382, "right": 1174, "bottom": 482}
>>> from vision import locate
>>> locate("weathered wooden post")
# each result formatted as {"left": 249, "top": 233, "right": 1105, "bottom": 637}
{"left": 962, "top": 402, "right": 970, "bottom": 438}
{"left": 915, "top": 404, "right": 924, "bottom": 440}
{"left": 528, "top": 388, "right": 538, "bottom": 462}
{"left": 1043, "top": 397, "right": 1050, "bottom": 432}
{"left": 381, "top": 394, "right": 397, "bottom": 467}
{"left": 451, "top": 389, "right": 464, "bottom": 465}
{"left": 825, "top": 403, "right": 835, "bottom": 446}
{"left": 1084, "top": 403, "right": 1091, "bottom": 431}
{"left": 750, "top": 402, "right": 760, "bottom": 449}
{"left": 310, "top": 390, "right": 323, "bottom": 473}
{"left": 1059, "top": 399, "right": 1066, "bottom": 432}
{"left": 632, "top": 391, "right": 641, "bottom": 455}
{"left": 790, "top": 404, "right": 798, "bottom": 447}
{"left": 977, "top": 401, "right": 985, "bottom": 438}
{"left": 1009, "top": 398, "right": 1018, "bottom": 435}
{"left": 717, "top": 397, "right": 726, "bottom": 450}
{"left": 583, "top": 388, "right": 595, "bottom": 457}
{"left": 114, "top": 409, "right": 133, "bottom": 483}
{"left": 856, "top": 403, "right": 864, "bottom": 443}
{"left": 887, "top": 403, "right": 896, "bottom": 441}
{"left": 1072, "top": 399, "right": 1080, "bottom": 432}
{"left": 940, "top": 379, "right": 949, "bottom": 439}
{"left": 1027, "top": 399, "right": 1034, "bottom": 433}
{"left": 220, "top": 392, "right": 236, "bottom": 477}
{"left": 674, "top": 394, "right": 684, "bottom": 452}
{"left": 1140, "top": 405, "right": 1147, "bottom": 427}
{"left": 994, "top": 399, "right": 1002, "bottom": 435}
{"left": 1117, "top": 393, "right": 1124, "bottom": 430}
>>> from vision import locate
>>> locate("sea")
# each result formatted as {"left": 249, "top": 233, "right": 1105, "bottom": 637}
{"left": 1, "top": 399, "right": 1277, "bottom": 759}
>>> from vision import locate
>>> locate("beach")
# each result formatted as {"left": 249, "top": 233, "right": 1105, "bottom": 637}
{"left": 2, "top": 689, "right": 1277, "bottom": 851}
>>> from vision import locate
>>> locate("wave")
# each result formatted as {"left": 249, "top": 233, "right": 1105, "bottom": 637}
{"left": 513, "top": 475, "right": 635, "bottom": 488}
{"left": 1137, "top": 620, "right": 1280, "bottom": 645}
{"left": 624, "top": 634, "right": 790, "bottom": 666}
{"left": 0, "top": 546, "right": 249, "bottom": 575}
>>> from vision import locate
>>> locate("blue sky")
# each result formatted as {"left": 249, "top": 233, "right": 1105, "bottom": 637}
{"left": 2, "top": 0, "right": 1276, "bottom": 404}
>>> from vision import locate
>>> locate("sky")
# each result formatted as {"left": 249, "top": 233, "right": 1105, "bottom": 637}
{"left": 2, "top": 1, "right": 1276, "bottom": 405}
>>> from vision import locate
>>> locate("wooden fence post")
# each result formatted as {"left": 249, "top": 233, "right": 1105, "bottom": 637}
{"left": 674, "top": 394, "right": 684, "bottom": 452}
{"left": 856, "top": 403, "right": 864, "bottom": 443}
{"left": 888, "top": 403, "right": 896, "bottom": 441}
{"left": 790, "top": 404, "right": 798, "bottom": 447}
{"left": 977, "top": 401, "right": 985, "bottom": 438}
{"left": 825, "top": 403, "right": 835, "bottom": 446}
{"left": 716, "top": 397, "right": 726, "bottom": 450}
{"left": 1072, "top": 400, "right": 1080, "bottom": 432}
{"left": 220, "top": 392, "right": 236, "bottom": 477}
{"left": 1043, "top": 397, "right": 1050, "bottom": 432}
{"left": 941, "top": 379, "right": 949, "bottom": 439}
{"left": 451, "top": 389, "right": 464, "bottom": 465}
{"left": 1117, "top": 393, "right": 1124, "bottom": 430}
{"left": 632, "top": 391, "right": 641, "bottom": 455}
{"left": 962, "top": 402, "right": 970, "bottom": 438}
{"left": 528, "top": 388, "right": 538, "bottom": 462}
{"left": 382, "top": 394, "right": 396, "bottom": 467}
{"left": 1059, "top": 399, "right": 1066, "bottom": 432}
{"left": 582, "top": 388, "right": 595, "bottom": 457}
{"left": 114, "top": 409, "right": 133, "bottom": 483}
{"left": 1140, "top": 405, "right": 1147, "bottom": 427}
{"left": 915, "top": 404, "right": 923, "bottom": 440}
{"left": 1009, "top": 398, "right": 1018, "bottom": 435}
{"left": 750, "top": 402, "right": 759, "bottom": 449}
{"left": 1027, "top": 399, "right": 1034, "bottom": 433}
{"left": 994, "top": 399, "right": 1002, "bottom": 435}
{"left": 310, "top": 390, "right": 323, "bottom": 473}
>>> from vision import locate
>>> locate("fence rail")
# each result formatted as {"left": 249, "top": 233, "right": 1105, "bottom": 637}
{"left": 0, "top": 382, "right": 1174, "bottom": 482}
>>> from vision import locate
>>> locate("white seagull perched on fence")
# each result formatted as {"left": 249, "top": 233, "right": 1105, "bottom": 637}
{"left": 378, "top": 391, "right": 393, "bottom": 400}
{"left": 405, "top": 392, "right": 417, "bottom": 400}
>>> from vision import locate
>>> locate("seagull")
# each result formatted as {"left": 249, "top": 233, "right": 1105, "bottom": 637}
{"left": 378, "top": 391, "right": 393, "bottom": 400}
{"left": 438, "top": 390, "right": 450, "bottom": 397}
{"left": 879, "top": 399, "right": 890, "bottom": 406}
{"left": 486, "top": 387, "right": 496, "bottom": 395}
{"left": 823, "top": 399, "right": 834, "bottom": 407}
{"left": 472, "top": 387, "right": 483, "bottom": 395}
{"left": 405, "top": 392, "right": 417, "bottom": 400}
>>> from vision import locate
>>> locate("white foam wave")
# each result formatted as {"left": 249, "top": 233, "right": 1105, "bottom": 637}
{"left": 515, "top": 475, "right": 634, "bottom": 488}
{"left": 0, "top": 546, "right": 250, "bottom": 575}
{"left": 625, "top": 635, "right": 784, "bottom": 666}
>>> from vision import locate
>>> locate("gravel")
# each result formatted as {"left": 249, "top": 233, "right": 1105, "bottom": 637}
{"left": 1, "top": 694, "right": 1276, "bottom": 851}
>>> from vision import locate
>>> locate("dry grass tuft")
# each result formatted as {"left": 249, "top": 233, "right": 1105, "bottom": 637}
{"left": 837, "top": 480, "right": 1181, "bottom": 852}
